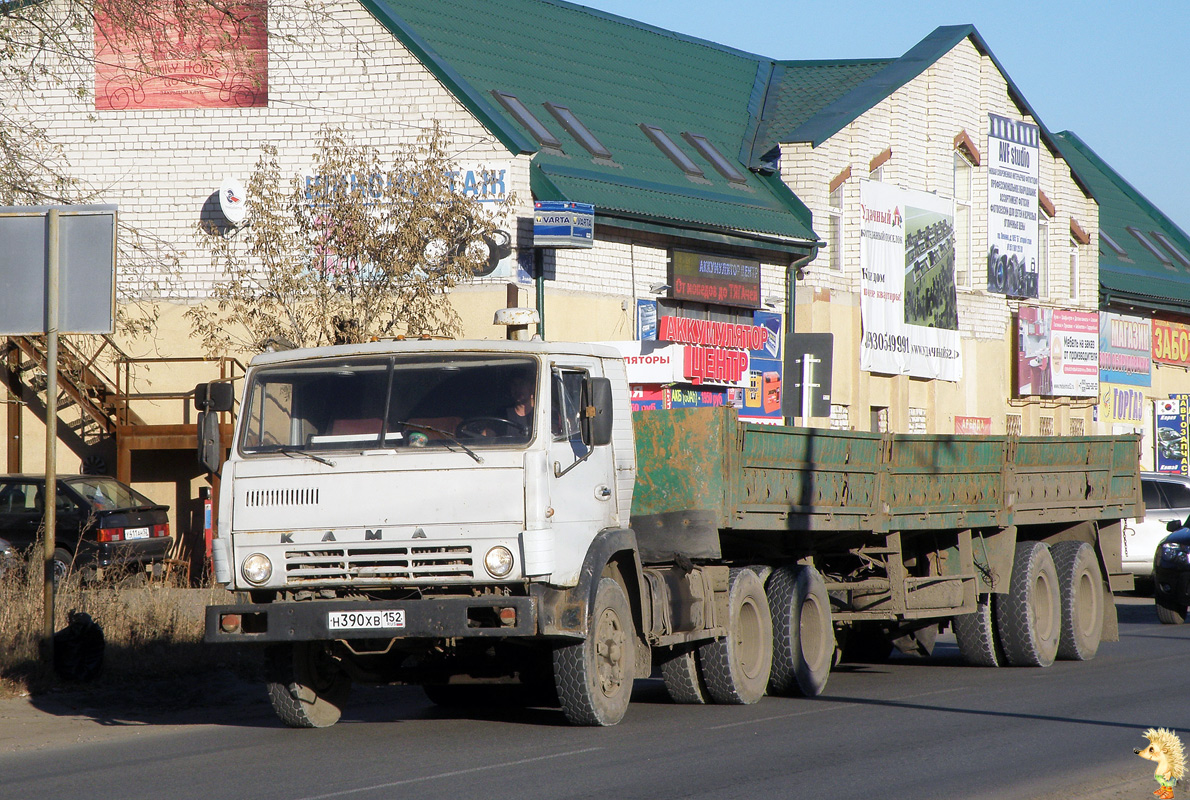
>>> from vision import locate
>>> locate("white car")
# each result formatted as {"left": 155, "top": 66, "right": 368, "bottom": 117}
{"left": 1122, "top": 473, "right": 1190, "bottom": 579}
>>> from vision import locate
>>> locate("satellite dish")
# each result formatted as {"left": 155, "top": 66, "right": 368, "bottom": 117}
{"left": 219, "top": 177, "right": 247, "bottom": 224}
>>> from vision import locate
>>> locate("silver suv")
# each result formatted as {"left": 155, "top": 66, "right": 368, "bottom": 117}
{"left": 1123, "top": 473, "right": 1190, "bottom": 579}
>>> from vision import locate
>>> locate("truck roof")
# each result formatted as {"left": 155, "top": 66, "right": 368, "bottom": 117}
{"left": 247, "top": 338, "right": 626, "bottom": 367}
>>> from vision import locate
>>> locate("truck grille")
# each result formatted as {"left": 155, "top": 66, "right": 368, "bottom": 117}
{"left": 284, "top": 545, "right": 474, "bottom": 583}
{"left": 245, "top": 487, "right": 320, "bottom": 508}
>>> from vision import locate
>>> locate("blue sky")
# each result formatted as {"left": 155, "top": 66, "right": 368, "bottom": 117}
{"left": 580, "top": 0, "right": 1190, "bottom": 233}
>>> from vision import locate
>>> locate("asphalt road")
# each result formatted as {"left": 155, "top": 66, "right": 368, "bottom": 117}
{"left": 2, "top": 596, "right": 1187, "bottom": 800}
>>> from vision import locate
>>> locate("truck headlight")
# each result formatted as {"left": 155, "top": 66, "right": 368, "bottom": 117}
{"left": 242, "top": 553, "right": 273, "bottom": 584}
{"left": 484, "top": 546, "right": 514, "bottom": 578}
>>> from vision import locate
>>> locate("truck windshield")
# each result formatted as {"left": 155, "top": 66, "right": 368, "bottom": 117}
{"left": 238, "top": 355, "right": 539, "bottom": 455}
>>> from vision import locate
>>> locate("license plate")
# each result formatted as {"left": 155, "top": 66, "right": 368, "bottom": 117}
{"left": 124, "top": 527, "right": 150, "bottom": 540}
{"left": 327, "top": 609, "right": 405, "bottom": 631}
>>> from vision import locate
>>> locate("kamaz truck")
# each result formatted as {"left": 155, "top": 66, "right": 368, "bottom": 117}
{"left": 202, "top": 338, "right": 1141, "bottom": 728}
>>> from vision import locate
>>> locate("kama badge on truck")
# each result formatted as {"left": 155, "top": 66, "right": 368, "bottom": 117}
{"left": 327, "top": 610, "right": 406, "bottom": 630}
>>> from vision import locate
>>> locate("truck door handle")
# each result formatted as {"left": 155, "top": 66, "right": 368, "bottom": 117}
{"left": 596, "top": 485, "right": 612, "bottom": 500}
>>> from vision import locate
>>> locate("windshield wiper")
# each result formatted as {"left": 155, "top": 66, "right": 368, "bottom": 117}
{"left": 398, "top": 421, "right": 484, "bottom": 464}
{"left": 276, "top": 446, "right": 336, "bottom": 468}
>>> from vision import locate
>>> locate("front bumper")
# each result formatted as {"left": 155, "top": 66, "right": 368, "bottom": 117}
{"left": 1155, "top": 566, "right": 1190, "bottom": 605}
{"left": 205, "top": 595, "right": 538, "bottom": 644}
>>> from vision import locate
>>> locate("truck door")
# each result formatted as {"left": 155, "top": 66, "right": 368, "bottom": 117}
{"left": 548, "top": 364, "right": 618, "bottom": 543}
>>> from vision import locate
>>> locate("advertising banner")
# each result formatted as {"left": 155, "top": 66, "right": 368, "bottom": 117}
{"left": 1099, "top": 312, "right": 1151, "bottom": 386}
{"left": 1152, "top": 319, "right": 1190, "bottom": 367}
{"left": 1017, "top": 306, "right": 1099, "bottom": 397}
{"left": 94, "top": 0, "right": 268, "bottom": 110}
{"left": 637, "top": 299, "right": 658, "bottom": 341}
{"left": 986, "top": 113, "right": 1040, "bottom": 297}
{"left": 670, "top": 250, "right": 761, "bottom": 309}
{"left": 859, "top": 180, "right": 962, "bottom": 381}
{"left": 1099, "top": 383, "right": 1145, "bottom": 427}
{"left": 1155, "top": 398, "right": 1189, "bottom": 474}
{"left": 740, "top": 311, "right": 783, "bottom": 422}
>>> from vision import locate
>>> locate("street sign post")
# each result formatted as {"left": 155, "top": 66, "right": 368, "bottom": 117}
{"left": 783, "top": 333, "right": 834, "bottom": 421}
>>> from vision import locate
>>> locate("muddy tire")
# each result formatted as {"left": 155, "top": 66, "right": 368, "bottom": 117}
{"left": 953, "top": 594, "right": 1004, "bottom": 667}
{"left": 659, "top": 646, "right": 710, "bottom": 704}
{"left": 699, "top": 568, "right": 773, "bottom": 704}
{"left": 1156, "top": 593, "right": 1187, "bottom": 625}
{"left": 766, "top": 565, "right": 833, "bottom": 697}
{"left": 266, "top": 642, "right": 352, "bottom": 728}
{"left": 1051, "top": 541, "right": 1104, "bottom": 661}
{"left": 553, "top": 577, "right": 636, "bottom": 726}
{"left": 996, "top": 541, "right": 1061, "bottom": 667}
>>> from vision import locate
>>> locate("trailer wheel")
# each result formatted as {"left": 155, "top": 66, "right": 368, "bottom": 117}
{"left": 953, "top": 594, "right": 1004, "bottom": 667}
{"left": 766, "top": 565, "right": 833, "bottom": 696}
{"left": 995, "top": 541, "right": 1061, "bottom": 667}
{"left": 553, "top": 577, "right": 636, "bottom": 726}
{"left": 658, "top": 646, "right": 710, "bottom": 704}
{"left": 1051, "top": 541, "right": 1104, "bottom": 660}
{"left": 698, "top": 568, "right": 773, "bottom": 704}
{"left": 1155, "top": 593, "right": 1187, "bottom": 625}
{"left": 265, "top": 642, "right": 352, "bottom": 728}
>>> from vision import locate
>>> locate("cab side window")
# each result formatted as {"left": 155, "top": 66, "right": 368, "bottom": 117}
{"left": 551, "top": 369, "right": 586, "bottom": 441}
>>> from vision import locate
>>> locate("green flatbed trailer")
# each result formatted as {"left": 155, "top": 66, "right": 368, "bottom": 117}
{"left": 631, "top": 407, "right": 1141, "bottom": 650}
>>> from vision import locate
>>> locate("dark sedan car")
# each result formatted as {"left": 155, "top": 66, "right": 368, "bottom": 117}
{"left": 0, "top": 475, "right": 171, "bottom": 582}
{"left": 1154, "top": 519, "right": 1190, "bottom": 624}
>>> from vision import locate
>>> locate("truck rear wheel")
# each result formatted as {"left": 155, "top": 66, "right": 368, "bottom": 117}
{"left": 699, "top": 568, "right": 773, "bottom": 704}
{"left": 996, "top": 541, "right": 1060, "bottom": 667}
{"left": 265, "top": 642, "right": 352, "bottom": 728}
{"left": 1051, "top": 541, "right": 1104, "bottom": 661}
{"left": 659, "top": 646, "right": 710, "bottom": 704}
{"left": 953, "top": 595, "right": 1004, "bottom": 667}
{"left": 766, "top": 565, "right": 832, "bottom": 696}
{"left": 553, "top": 577, "right": 636, "bottom": 726}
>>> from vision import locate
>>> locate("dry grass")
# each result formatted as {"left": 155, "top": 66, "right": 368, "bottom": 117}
{"left": 0, "top": 545, "right": 259, "bottom": 701}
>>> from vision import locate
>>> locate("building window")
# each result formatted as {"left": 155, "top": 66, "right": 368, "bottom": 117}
{"left": 640, "top": 124, "right": 704, "bottom": 178}
{"left": 1069, "top": 418, "right": 1085, "bottom": 436}
{"left": 543, "top": 103, "right": 612, "bottom": 160}
{"left": 868, "top": 165, "right": 883, "bottom": 181}
{"left": 681, "top": 133, "right": 748, "bottom": 184}
{"left": 1040, "top": 416, "right": 1054, "bottom": 437}
{"left": 491, "top": 91, "right": 562, "bottom": 151}
{"left": 954, "top": 151, "right": 973, "bottom": 288}
{"left": 1069, "top": 238, "right": 1079, "bottom": 301}
{"left": 1037, "top": 212, "right": 1049, "bottom": 298}
{"left": 828, "top": 182, "right": 844, "bottom": 271}
{"left": 1006, "top": 414, "right": 1022, "bottom": 436}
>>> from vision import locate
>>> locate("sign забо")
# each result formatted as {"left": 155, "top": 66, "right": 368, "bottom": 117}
{"left": 670, "top": 249, "right": 760, "bottom": 309}
{"left": 533, "top": 201, "right": 594, "bottom": 248}
{"left": 1153, "top": 319, "right": 1190, "bottom": 366}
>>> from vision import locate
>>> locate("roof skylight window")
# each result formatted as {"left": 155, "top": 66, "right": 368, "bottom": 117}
{"left": 1126, "top": 225, "right": 1173, "bottom": 266}
{"left": 639, "top": 124, "right": 704, "bottom": 178}
{"left": 1150, "top": 231, "right": 1190, "bottom": 269}
{"left": 543, "top": 103, "right": 612, "bottom": 160}
{"left": 681, "top": 133, "right": 748, "bottom": 184}
{"left": 491, "top": 91, "right": 562, "bottom": 150}
{"left": 1099, "top": 230, "right": 1129, "bottom": 259}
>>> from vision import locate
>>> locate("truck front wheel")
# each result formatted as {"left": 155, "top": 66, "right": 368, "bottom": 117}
{"left": 266, "top": 642, "right": 353, "bottom": 728}
{"left": 699, "top": 568, "right": 773, "bottom": 704}
{"left": 766, "top": 565, "right": 832, "bottom": 697}
{"left": 553, "top": 577, "right": 636, "bottom": 726}
{"left": 996, "top": 541, "right": 1061, "bottom": 667}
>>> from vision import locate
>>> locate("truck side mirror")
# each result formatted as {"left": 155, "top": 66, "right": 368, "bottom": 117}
{"left": 194, "top": 381, "right": 234, "bottom": 412}
{"left": 195, "top": 382, "right": 234, "bottom": 473}
{"left": 581, "top": 377, "right": 614, "bottom": 447}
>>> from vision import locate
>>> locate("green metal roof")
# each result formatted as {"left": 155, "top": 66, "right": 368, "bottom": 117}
{"left": 358, "top": 0, "right": 818, "bottom": 253}
{"left": 1054, "top": 131, "right": 1190, "bottom": 315}
{"left": 754, "top": 25, "right": 1064, "bottom": 158}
